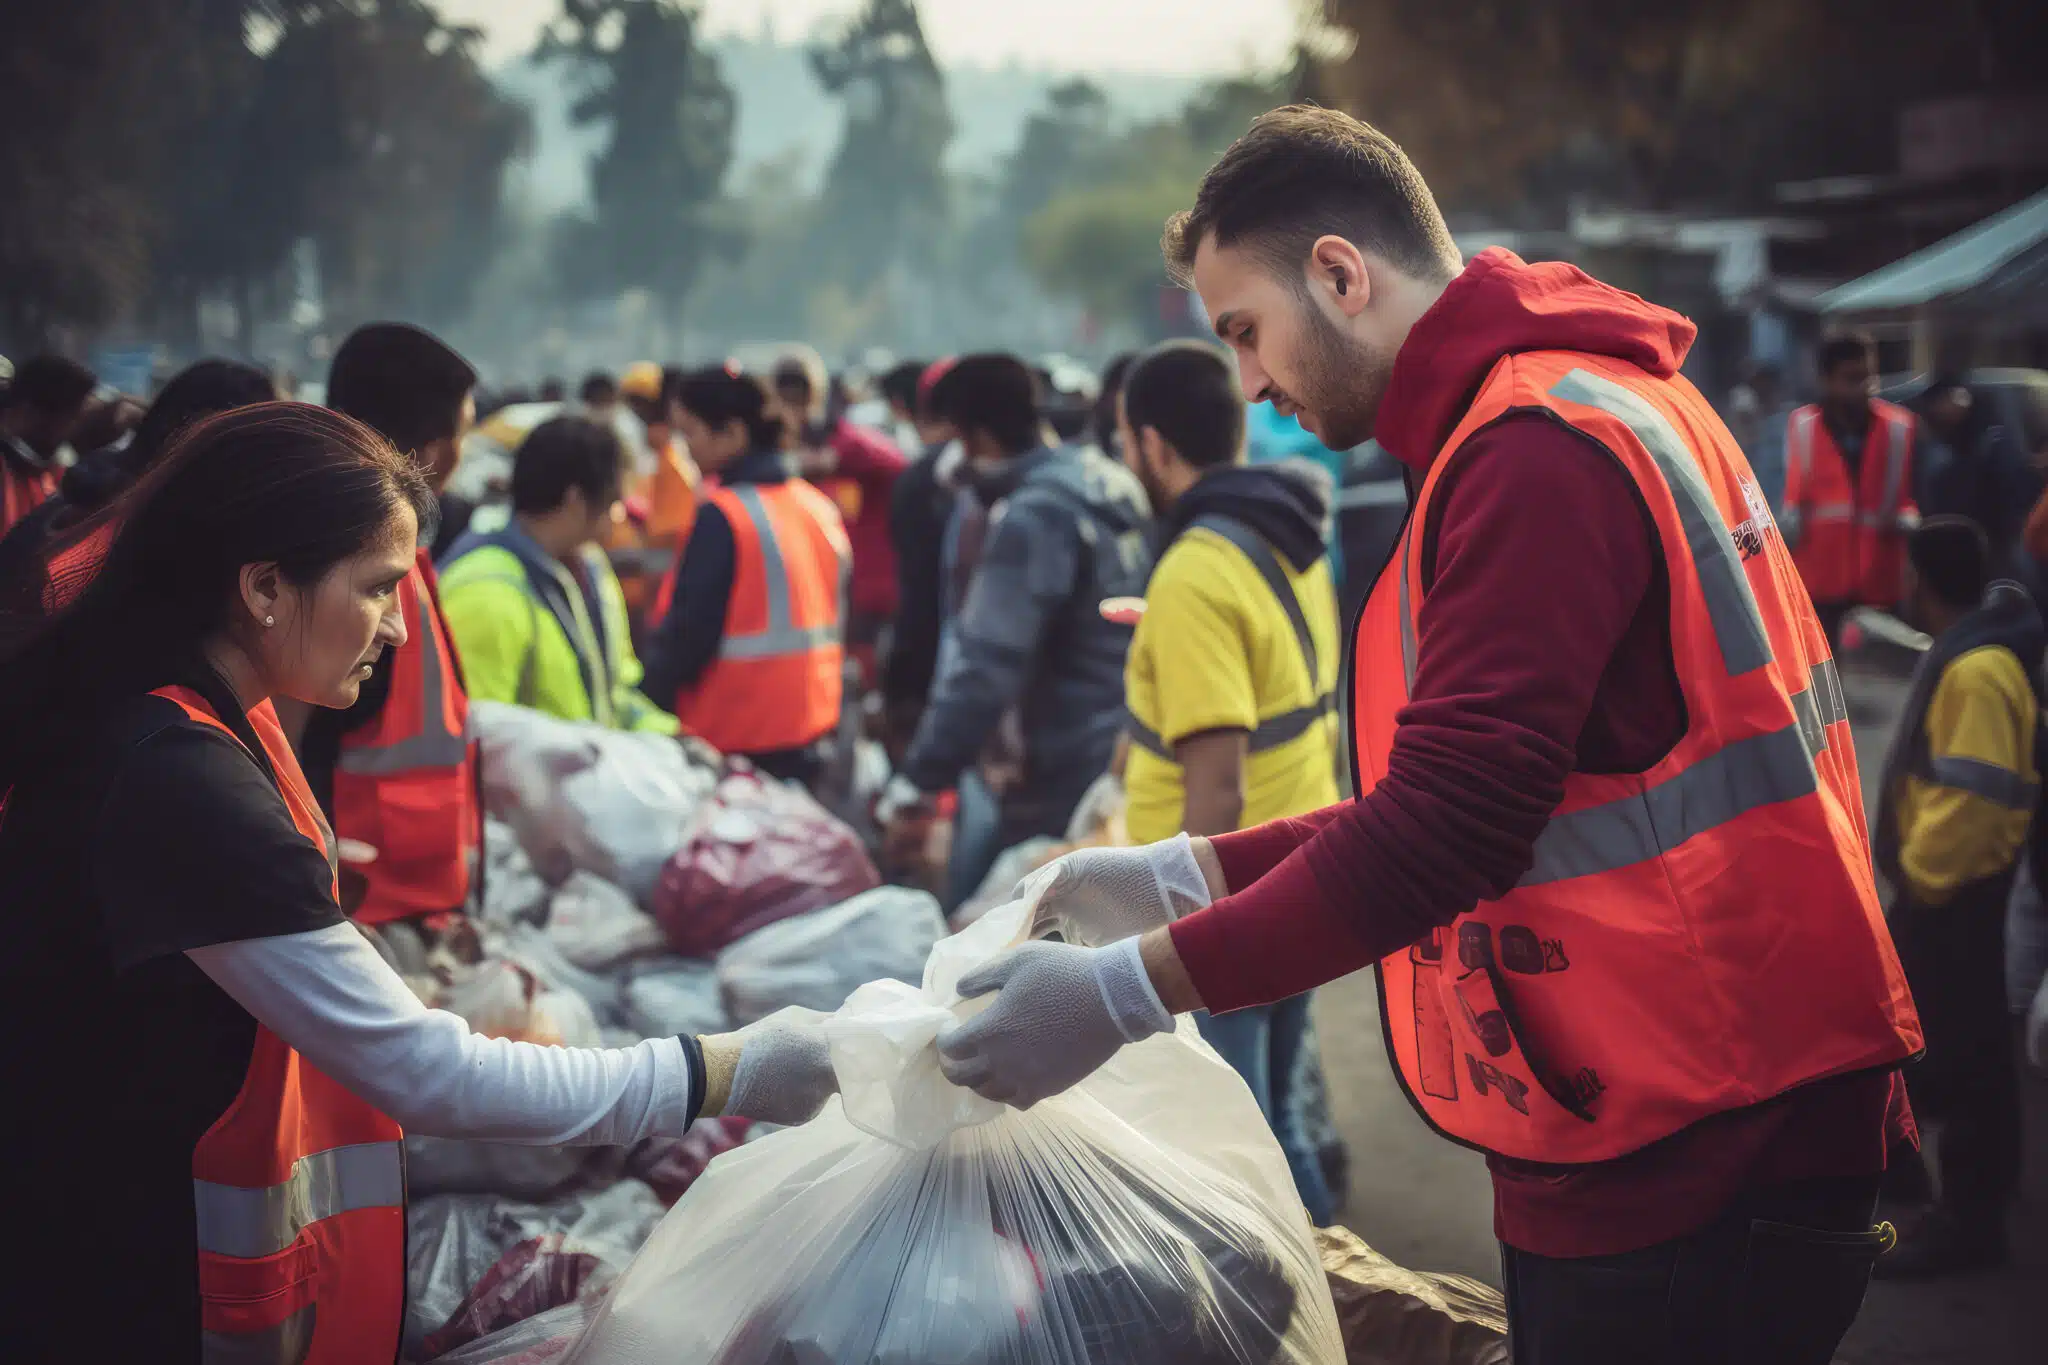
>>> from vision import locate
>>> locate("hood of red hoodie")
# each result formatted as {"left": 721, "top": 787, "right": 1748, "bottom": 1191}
{"left": 1374, "top": 247, "right": 1697, "bottom": 472}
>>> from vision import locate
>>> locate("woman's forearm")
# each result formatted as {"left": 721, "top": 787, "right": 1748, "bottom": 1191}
{"left": 187, "top": 923, "right": 698, "bottom": 1145}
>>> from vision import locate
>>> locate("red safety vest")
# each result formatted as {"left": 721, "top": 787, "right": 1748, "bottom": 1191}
{"left": 1781, "top": 400, "right": 1918, "bottom": 607}
{"left": 662, "top": 481, "right": 849, "bottom": 755}
{"left": 332, "top": 549, "right": 479, "bottom": 923}
{"left": 151, "top": 685, "right": 406, "bottom": 1365}
{"left": 1355, "top": 351, "right": 1921, "bottom": 1164}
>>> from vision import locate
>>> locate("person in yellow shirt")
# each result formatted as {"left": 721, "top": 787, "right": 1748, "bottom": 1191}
{"left": 1874, "top": 514, "right": 2040, "bottom": 1277}
{"left": 439, "top": 416, "right": 679, "bottom": 734}
{"left": 1116, "top": 339, "right": 1340, "bottom": 1223}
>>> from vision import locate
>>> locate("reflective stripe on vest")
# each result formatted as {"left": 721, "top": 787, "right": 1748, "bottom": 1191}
{"left": 719, "top": 485, "right": 840, "bottom": 660}
{"left": 202, "top": 1307, "right": 316, "bottom": 1364}
{"left": 1550, "top": 370, "right": 1774, "bottom": 677}
{"left": 337, "top": 579, "right": 468, "bottom": 776}
{"left": 1921, "top": 753, "right": 2041, "bottom": 810}
{"left": 195, "top": 1140, "right": 404, "bottom": 1260}
{"left": 1127, "top": 695, "right": 1336, "bottom": 760}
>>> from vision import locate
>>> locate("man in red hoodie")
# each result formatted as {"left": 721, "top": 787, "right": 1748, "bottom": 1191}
{"left": 774, "top": 349, "right": 908, "bottom": 685}
{"left": 935, "top": 107, "right": 1922, "bottom": 1363}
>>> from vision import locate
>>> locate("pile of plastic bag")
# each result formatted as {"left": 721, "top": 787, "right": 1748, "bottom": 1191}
{"left": 396, "top": 703, "right": 960, "bottom": 1362}
{"left": 651, "top": 767, "right": 881, "bottom": 957}
{"left": 561, "top": 885, "right": 1346, "bottom": 1364}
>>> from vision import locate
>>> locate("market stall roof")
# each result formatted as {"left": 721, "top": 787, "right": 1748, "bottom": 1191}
{"left": 1818, "top": 188, "right": 2048, "bottom": 318}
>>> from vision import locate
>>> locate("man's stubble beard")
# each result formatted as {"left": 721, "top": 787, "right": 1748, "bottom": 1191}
{"left": 1297, "top": 300, "right": 1393, "bottom": 451}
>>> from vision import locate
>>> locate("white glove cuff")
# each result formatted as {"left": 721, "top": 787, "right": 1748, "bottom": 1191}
{"left": 1093, "top": 937, "right": 1174, "bottom": 1043}
{"left": 1145, "top": 833, "right": 1215, "bottom": 920}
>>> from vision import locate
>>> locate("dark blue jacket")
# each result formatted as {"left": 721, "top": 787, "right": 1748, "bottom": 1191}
{"left": 901, "top": 445, "right": 1153, "bottom": 808}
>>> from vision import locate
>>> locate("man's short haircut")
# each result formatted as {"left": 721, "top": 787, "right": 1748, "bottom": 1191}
{"left": 926, "top": 354, "right": 1041, "bottom": 455}
{"left": 1163, "top": 105, "right": 1459, "bottom": 290}
{"left": 5, "top": 355, "right": 97, "bottom": 413}
{"left": 327, "top": 323, "right": 476, "bottom": 452}
{"left": 1818, "top": 332, "right": 1876, "bottom": 378}
{"left": 879, "top": 360, "right": 926, "bottom": 413}
{"left": 511, "top": 415, "right": 625, "bottom": 516}
{"left": 1122, "top": 342, "right": 1244, "bottom": 470}
{"left": 579, "top": 371, "right": 618, "bottom": 406}
{"left": 772, "top": 347, "right": 828, "bottom": 405}
{"left": 1909, "top": 515, "right": 1989, "bottom": 610}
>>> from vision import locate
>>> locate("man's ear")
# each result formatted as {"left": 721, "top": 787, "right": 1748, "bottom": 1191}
{"left": 1309, "top": 235, "right": 1371, "bottom": 318}
{"left": 1138, "top": 425, "right": 1173, "bottom": 478}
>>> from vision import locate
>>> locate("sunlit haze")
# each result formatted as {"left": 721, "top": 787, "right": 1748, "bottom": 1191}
{"left": 435, "top": 0, "right": 1301, "bottom": 74}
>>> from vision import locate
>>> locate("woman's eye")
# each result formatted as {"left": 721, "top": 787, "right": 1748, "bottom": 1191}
{"left": 1237, "top": 326, "right": 1255, "bottom": 347}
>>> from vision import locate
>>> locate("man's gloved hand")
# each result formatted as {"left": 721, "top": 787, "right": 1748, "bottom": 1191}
{"left": 936, "top": 938, "right": 1173, "bottom": 1109}
{"left": 701, "top": 1007, "right": 839, "bottom": 1126}
{"left": 1026, "top": 834, "right": 1213, "bottom": 946}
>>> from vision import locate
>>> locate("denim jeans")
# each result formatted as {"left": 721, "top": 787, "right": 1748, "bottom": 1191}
{"left": 1195, "top": 994, "right": 1339, "bottom": 1226}
{"left": 942, "top": 770, "right": 1005, "bottom": 915}
{"left": 1501, "top": 1175, "right": 1886, "bottom": 1365}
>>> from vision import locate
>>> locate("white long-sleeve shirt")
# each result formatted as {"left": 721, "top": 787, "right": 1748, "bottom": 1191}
{"left": 189, "top": 923, "right": 696, "bottom": 1145}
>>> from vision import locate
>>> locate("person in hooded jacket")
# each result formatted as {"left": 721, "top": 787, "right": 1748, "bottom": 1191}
{"left": 1870, "top": 517, "right": 2038, "bottom": 1278}
{"left": 933, "top": 107, "right": 1922, "bottom": 1363}
{"left": 1114, "top": 338, "right": 1340, "bottom": 1226}
{"left": 877, "top": 354, "right": 1154, "bottom": 870}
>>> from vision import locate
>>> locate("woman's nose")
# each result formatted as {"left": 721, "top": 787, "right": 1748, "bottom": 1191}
{"left": 379, "top": 602, "right": 409, "bottom": 648}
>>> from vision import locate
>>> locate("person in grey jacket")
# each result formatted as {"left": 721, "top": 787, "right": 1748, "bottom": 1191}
{"left": 879, "top": 354, "right": 1154, "bottom": 880}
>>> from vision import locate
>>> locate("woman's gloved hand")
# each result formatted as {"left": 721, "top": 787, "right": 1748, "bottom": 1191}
{"left": 700, "top": 1007, "right": 839, "bottom": 1125}
{"left": 1026, "top": 834, "right": 1215, "bottom": 946}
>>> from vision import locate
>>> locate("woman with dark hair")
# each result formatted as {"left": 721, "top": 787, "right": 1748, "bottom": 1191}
{"left": 0, "top": 358, "right": 276, "bottom": 588}
{"left": 643, "top": 368, "right": 851, "bottom": 783}
{"left": 0, "top": 403, "right": 837, "bottom": 1364}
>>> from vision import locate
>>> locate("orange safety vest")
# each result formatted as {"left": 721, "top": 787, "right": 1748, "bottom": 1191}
{"left": 151, "top": 685, "right": 406, "bottom": 1365}
{"left": 662, "top": 481, "right": 849, "bottom": 754}
{"left": 1781, "top": 400, "right": 1918, "bottom": 607}
{"left": 1, "top": 453, "right": 56, "bottom": 537}
{"left": 1355, "top": 351, "right": 1921, "bottom": 1164}
{"left": 332, "top": 548, "right": 479, "bottom": 923}
{"left": 607, "top": 435, "right": 700, "bottom": 624}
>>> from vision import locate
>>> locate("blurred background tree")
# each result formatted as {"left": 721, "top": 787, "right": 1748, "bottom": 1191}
{"left": 542, "top": 0, "right": 736, "bottom": 354}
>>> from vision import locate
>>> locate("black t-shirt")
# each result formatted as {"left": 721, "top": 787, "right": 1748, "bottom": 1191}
{"left": 0, "top": 677, "right": 341, "bottom": 1362}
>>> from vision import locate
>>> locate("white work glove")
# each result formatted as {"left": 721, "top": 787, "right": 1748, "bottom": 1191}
{"left": 936, "top": 938, "right": 1173, "bottom": 1109}
{"left": 704, "top": 1007, "right": 839, "bottom": 1126}
{"left": 1027, "top": 834, "right": 1212, "bottom": 947}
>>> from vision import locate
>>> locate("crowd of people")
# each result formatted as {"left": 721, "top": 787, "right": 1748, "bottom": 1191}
{"left": 1, "top": 101, "right": 2045, "bottom": 1365}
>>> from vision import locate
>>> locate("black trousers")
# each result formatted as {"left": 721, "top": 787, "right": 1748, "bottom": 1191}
{"left": 1889, "top": 881, "right": 2024, "bottom": 1234}
{"left": 1502, "top": 1175, "right": 1887, "bottom": 1365}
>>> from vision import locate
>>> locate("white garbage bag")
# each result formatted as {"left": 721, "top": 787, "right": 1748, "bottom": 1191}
{"left": 954, "top": 835, "right": 1064, "bottom": 929}
{"left": 438, "top": 954, "right": 606, "bottom": 1048}
{"left": 473, "top": 701, "right": 717, "bottom": 901}
{"left": 716, "top": 886, "right": 946, "bottom": 1026}
{"left": 622, "top": 955, "right": 729, "bottom": 1039}
{"left": 546, "top": 872, "right": 666, "bottom": 971}
{"left": 482, "top": 818, "right": 550, "bottom": 926}
{"left": 566, "top": 892, "right": 1344, "bottom": 1364}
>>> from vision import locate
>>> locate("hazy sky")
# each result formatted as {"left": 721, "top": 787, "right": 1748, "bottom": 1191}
{"left": 436, "top": 0, "right": 1301, "bottom": 75}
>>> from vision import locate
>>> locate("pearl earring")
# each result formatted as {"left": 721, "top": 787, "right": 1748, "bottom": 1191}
{"left": 264, "top": 616, "right": 275, "bottom": 627}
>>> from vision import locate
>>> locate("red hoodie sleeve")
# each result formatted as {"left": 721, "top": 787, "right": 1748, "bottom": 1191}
{"left": 1169, "top": 413, "right": 1659, "bottom": 1011}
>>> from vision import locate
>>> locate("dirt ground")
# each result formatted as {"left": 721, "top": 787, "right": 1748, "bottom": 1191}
{"left": 1308, "top": 659, "right": 2044, "bottom": 1364}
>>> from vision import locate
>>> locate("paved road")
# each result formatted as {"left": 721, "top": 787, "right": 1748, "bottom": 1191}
{"left": 1310, "top": 658, "right": 2042, "bottom": 1363}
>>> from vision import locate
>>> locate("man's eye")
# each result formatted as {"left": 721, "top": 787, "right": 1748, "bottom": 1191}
{"left": 1238, "top": 327, "right": 1255, "bottom": 346}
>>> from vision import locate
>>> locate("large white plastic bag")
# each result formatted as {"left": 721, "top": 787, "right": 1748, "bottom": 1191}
{"left": 566, "top": 896, "right": 1343, "bottom": 1364}
{"left": 623, "top": 955, "right": 729, "bottom": 1038}
{"left": 716, "top": 886, "right": 946, "bottom": 1025}
{"left": 474, "top": 701, "right": 717, "bottom": 900}
{"left": 547, "top": 872, "right": 666, "bottom": 970}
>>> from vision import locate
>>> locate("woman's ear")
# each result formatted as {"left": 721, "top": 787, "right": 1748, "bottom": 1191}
{"left": 238, "top": 561, "right": 284, "bottom": 629}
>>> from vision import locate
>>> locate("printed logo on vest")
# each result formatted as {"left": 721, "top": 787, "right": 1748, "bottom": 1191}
{"left": 1731, "top": 478, "right": 1778, "bottom": 561}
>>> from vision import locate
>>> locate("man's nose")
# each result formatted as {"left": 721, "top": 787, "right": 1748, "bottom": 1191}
{"left": 1236, "top": 350, "right": 1272, "bottom": 404}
